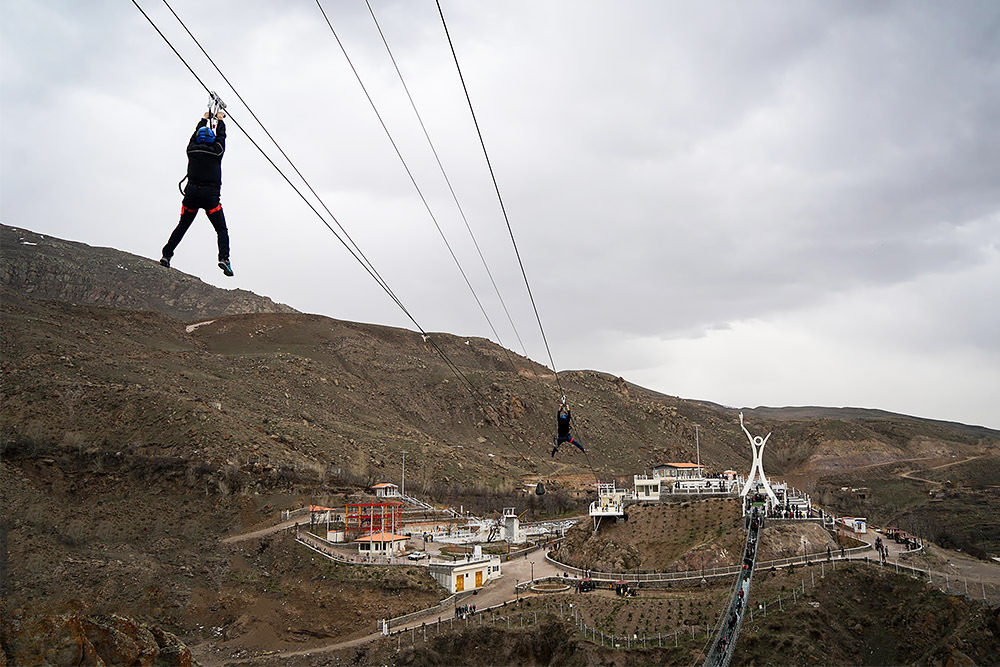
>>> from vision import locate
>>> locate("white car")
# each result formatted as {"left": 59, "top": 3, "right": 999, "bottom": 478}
{"left": 407, "top": 551, "right": 428, "bottom": 561}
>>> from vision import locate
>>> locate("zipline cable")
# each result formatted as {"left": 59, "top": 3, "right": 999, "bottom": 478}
{"left": 435, "top": 0, "right": 563, "bottom": 400}
{"left": 132, "top": 0, "right": 557, "bottom": 475}
{"left": 437, "top": 1, "right": 603, "bottom": 485}
{"left": 158, "top": 0, "right": 392, "bottom": 305}
{"left": 316, "top": 0, "right": 520, "bottom": 374}
{"left": 363, "top": 0, "right": 529, "bottom": 360}
{"left": 136, "top": 0, "right": 405, "bottom": 320}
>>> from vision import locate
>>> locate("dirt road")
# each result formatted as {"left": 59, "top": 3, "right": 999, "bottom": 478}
{"left": 220, "top": 517, "right": 301, "bottom": 544}
{"left": 898, "top": 454, "right": 990, "bottom": 485}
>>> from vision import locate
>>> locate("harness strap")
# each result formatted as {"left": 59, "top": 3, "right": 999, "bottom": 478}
{"left": 207, "top": 204, "right": 223, "bottom": 214}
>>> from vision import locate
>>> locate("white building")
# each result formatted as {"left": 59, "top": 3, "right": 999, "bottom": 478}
{"left": 428, "top": 554, "right": 502, "bottom": 593}
{"left": 372, "top": 482, "right": 400, "bottom": 498}
{"left": 838, "top": 516, "right": 867, "bottom": 535}
{"left": 652, "top": 462, "right": 702, "bottom": 479}
{"left": 633, "top": 475, "right": 662, "bottom": 501}
{"left": 502, "top": 507, "right": 524, "bottom": 543}
{"left": 355, "top": 531, "right": 408, "bottom": 555}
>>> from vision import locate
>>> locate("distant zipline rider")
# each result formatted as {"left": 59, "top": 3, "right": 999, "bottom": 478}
{"left": 551, "top": 397, "right": 585, "bottom": 457}
{"left": 160, "top": 92, "right": 233, "bottom": 277}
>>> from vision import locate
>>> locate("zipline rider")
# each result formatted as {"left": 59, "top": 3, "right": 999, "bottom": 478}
{"left": 160, "top": 104, "right": 233, "bottom": 277}
{"left": 551, "top": 397, "right": 585, "bottom": 457}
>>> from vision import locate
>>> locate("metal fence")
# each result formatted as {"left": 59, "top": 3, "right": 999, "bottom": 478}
{"left": 545, "top": 543, "right": 872, "bottom": 584}
{"left": 371, "top": 596, "right": 713, "bottom": 654}
{"left": 280, "top": 506, "right": 310, "bottom": 521}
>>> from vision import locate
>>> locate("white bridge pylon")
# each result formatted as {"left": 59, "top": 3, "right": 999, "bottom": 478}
{"left": 739, "top": 412, "right": 778, "bottom": 505}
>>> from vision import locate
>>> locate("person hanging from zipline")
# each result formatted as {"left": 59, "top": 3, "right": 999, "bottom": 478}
{"left": 551, "top": 397, "right": 585, "bottom": 457}
{"left": 160, "top": 94, "right": 233, "bottom": 276}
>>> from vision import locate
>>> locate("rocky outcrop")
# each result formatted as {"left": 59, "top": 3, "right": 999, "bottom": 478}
{"left": 2, "top": 224, "right": 296, "bottom": 321}
{"left": 0, "top": 611, "right": 191, "bottom": 666}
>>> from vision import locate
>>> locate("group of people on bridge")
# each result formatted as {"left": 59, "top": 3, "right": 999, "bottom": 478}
{"left": 713, "top": 508, "right": 762, "bottom": 664}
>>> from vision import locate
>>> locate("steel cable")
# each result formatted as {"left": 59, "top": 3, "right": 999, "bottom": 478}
{"left": 131, "top": 0, "right": 557, "bottom": 476}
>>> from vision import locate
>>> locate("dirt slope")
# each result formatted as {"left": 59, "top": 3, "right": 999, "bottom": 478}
{"left": 553, "top": 499, "right": 745, "bottom": 572}
{"left": 4, "top": 224, "right": 1000, "bottom": 661}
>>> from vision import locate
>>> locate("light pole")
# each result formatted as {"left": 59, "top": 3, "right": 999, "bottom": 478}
{"left": 530, "top": 561, "right": 535, "bottom": 584}
{"left": 515, "top": 578, "right": 519, "bottom": 602}
{"left": 695, "top": 424, "right": 701, "bottom": 477}
{"left": 401, "top": 450, "right": 406, "bottom": 498}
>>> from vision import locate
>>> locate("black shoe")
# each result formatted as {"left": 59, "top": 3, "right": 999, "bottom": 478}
{"left": 159, "top": 256, "right": 170, "bottom": 268}
{"left": 219, "top": 260, "right": 234, "bottom": 277}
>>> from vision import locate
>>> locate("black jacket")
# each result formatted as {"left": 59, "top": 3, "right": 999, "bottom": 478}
{"left": 557, "top": 409, "right": 571, "bottom": 438}
{"left": 186, "top": 118, "right": 226, "bottom": 186}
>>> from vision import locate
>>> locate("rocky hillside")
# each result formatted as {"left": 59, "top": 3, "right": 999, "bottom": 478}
{"left": 0, "top": 611, "right": 192, "bottom": 666}
{"left": 2, "top": 225, "right": 999, "bottom": 493}
{"left": 1, "top": 224, "right": 296, "bottom": 321}
{"left": 736, "top": 565, "right": 1000, "bottom": 666}
{"left": 552, "top": 499, "right": 746, "bottom": 572}
{"left": 3, "top": 224, "right": 1000, "bottom": 662}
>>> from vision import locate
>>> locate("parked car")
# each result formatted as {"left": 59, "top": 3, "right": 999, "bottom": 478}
{"left": 407, "top": 551, "right": 428, "bottom": 561}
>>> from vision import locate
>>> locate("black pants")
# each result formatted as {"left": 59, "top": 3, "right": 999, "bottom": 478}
{"left": 163, "top": 183, "right": 229, "bottom": 261}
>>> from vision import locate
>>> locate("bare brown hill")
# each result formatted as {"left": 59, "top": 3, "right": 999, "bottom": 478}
{"left": 736, "top": 565, "right": 1000, "bottom": 666}
{"left": 552, "top": 499, "right": 745, "bottom": 572}
{"left": 2, "top": 224, "right": 999, "bottom": 493}
{"left": 3, "top": 224, "right": 1000, "bottom": 660}
{"left": 1, "top": 224, "right": 296, "bottom": 321}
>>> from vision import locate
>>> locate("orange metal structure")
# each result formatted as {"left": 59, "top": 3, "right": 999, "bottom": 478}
{"left": 345, "top": 502, "right": 402, "bottom": 537}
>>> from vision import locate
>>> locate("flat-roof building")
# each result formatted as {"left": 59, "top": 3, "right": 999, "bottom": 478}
{"left": 428, "top": 555, "right": 502, "bottom": 593}
{"left": 355, "top": 531, "right": 408, "bottom": 555}
{"left": 652, "top": 462, "right": 702, "bottom": 479}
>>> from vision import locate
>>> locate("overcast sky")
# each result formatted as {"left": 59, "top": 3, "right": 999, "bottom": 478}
{"left": 3, "top": 1, "right": 999, "bottom": 429}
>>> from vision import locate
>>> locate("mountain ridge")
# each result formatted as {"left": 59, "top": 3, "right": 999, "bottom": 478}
{"left": 3, "top": 223, "right": 997, "bottom": 491}
{"left": 1, "top": 224, "right": 297, "bottom": 321}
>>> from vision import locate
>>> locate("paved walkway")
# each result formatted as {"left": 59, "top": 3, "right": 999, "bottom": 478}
{"left": 220, "top": 517, "right": 301, "bottom": 544}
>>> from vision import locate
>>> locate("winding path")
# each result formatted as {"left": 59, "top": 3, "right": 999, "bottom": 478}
{"left": 898, "top": 454, "right": 989, "bottom": 485}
